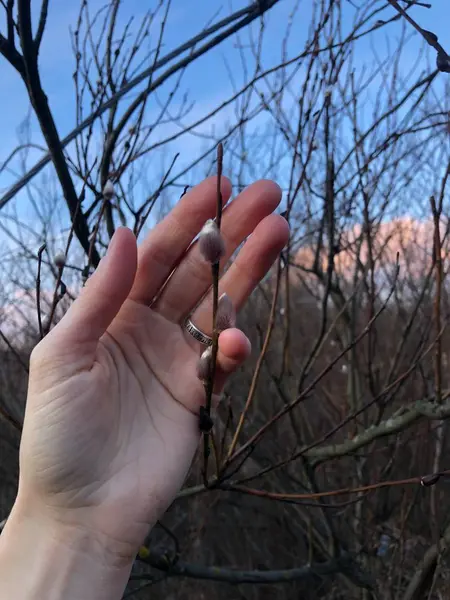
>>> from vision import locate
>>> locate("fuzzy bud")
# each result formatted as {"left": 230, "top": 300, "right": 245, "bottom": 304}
{"left": 198, "top": 219, "right": 225, "bottom": 264}
{"left": 196, "top": 345, "right": 213, "bottom": 382}
{"left": 216, "top": 293, "right": 236, "bottom": 331}
{"left": 103, "top": 179, "right": 115, "bottom": 200}
{"left": 54, "top": 251, "right": 66, "bottom": 269}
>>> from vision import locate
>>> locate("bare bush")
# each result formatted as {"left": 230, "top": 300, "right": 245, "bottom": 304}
{"left": 1, "top": 1, "right": 450, "bottom": 598}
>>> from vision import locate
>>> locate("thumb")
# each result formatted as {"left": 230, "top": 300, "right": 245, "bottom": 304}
{"left": 50, "top": 227, "right": 137, "bottom": 351}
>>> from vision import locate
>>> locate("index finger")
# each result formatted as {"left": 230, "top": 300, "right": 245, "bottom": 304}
{"left": 129, "top": 176, "right": 232, "bottom": 305}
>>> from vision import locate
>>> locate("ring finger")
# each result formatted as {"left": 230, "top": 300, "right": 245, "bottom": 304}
{"left": 185, "top": 213, "right": 289, "bottom": 344}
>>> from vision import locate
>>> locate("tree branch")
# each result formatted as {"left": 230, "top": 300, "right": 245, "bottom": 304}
{"left": 0, "top": 0, "right": 281, "bottom": 211}
{"left": 16, "top": 0, "right": 100, "bottom": 265}
{"left": 137, "top": 550, "right": 373, "bottom": 589}
{"left": 35, "top": 0, "right": 49, "bottom": 51}
{"left": 401, "top": 522, "right": 450, "bottom": 600}
{"left": 307, "top": 392, "right": 450, "bottom": 467}
{"left": 0, "top": 32, "right": 24, "bottom": 74}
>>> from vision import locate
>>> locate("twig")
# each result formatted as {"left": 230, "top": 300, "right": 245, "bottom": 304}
{"left": 0, "top": 329, "right": 29, "bottom": 374}
{"left": 227, "top": 257, "right": 401, "bottom": 465}
{"left": 85, "top": 194, "right": 108, "bottom": 281}
{"left": 0, "top": 400, "right": 22, "bottom": 433}
{"left": 386, "top": 0, "right": 450, "bottom": 66}
{"left": 45, "top": 179, "right": 91, "bottom": 335}
{"left": 202, "top": 142, "right": 224, "bottom": 484}
{"left": 36, "top": 243, "right": 46, "bottom": 339}
{"left": 429, "top": 193, "right": 445, "bottom": 591}
{"left": 430, "top": 195, "right": 443, "bottom": 405}
{"left": 224, "top": 253, "right": 283, "bottom": 463}
{"left": 230, "top": 468, "right": 450, "bottom": 502}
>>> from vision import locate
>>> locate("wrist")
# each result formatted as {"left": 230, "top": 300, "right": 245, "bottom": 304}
{"left": 0, "top": 498, "right": 135, "bottom": 600}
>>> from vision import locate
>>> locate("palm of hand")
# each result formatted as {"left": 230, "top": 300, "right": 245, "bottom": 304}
{"left": 17, "top": 177, "right": 288, "bottom": 559}
{"left": 22, "top": 300, "right": 203, "bottom": 547}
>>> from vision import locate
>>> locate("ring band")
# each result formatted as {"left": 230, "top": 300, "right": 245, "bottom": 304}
{"left": 184, "top": 317, "right": 213, "bottom": 346}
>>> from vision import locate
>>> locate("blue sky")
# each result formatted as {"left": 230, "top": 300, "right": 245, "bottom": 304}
{"left": 0, "top": 0, "right": 448, "bottom": 253}
{"left": 0, "top": 0, "right": 448, "bottom": 182}
{"left": 0, "top": 0, "right": 448, "bottom": 318}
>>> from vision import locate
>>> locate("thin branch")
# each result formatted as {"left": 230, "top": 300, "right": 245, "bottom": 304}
{"left": 0, "top": 329, "right": 29, "bottom": 374}
{"left": 36, "top": 242, "right": 46, "bottom": 339}
{"left": 0, "top": 0, "right": 281, "bottom": 211}
{"left": 228, "top": 259, "right": 400, "bottom": 464}
{"left": 225, "top": 252, "right": 283, "bottom": 462}
{"left": 35, "top": 0, "right": 49, "bottom": 50}
{"left": 202, "top": 142, "right": 224, "bottom": 482}
{"left": 230, "top": 468, "right": 450, "bottom": 502}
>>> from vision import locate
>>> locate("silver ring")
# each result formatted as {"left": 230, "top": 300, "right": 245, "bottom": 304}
{"left": 184, "top": 317, "right": 212, "bottom": 346}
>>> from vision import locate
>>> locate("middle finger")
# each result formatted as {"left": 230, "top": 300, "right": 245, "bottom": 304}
{"left": 152, "top": 179, "right": 282, "bottom": 322}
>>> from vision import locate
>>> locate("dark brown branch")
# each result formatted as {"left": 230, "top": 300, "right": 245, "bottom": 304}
{"left": 36, "top": 242, "right": 46, "bottom": 339}
{"left": 6, "top": 0, "right": 14, "bottom": 44}
{"left": 16, "top": 0, "right": 100, "bottom": 265}
{"left": 0, "top": 32, "right": 24, "bottom": 74}
{"left": 35, "top": 0, "right": 49, "bottom": 51}
{"left": 386, "top": 0, "right": 447, "bottom": 56}
{"left": 202, "top": 142, "right": 224, "bottom": 483}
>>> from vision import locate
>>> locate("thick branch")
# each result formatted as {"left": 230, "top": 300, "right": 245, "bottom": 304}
{"left": 307, "top": 393, "right": 450, "bottom": 467}
{"left": 16, "top": 0, "right": 100, "bottom": 265}
{"left": 0, "top": 32, "right": 24, "bottom": 74}
{"left": 137, "top": 550, "right": 372, "bottom": 588}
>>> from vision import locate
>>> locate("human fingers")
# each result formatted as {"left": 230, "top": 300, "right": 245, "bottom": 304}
{"left": 187, "top": 214, "right": 289, "bottom": 337}
{"left": 129, "top": 176, "right": 232, "bottom": 305}
{"left": 41, "top": 227, "right": 137, "bottom": 361}
{"left": 152, "top": 180, "right": 283, "bottom": 322}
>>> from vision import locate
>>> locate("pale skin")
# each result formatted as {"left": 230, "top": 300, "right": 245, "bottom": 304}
{"left": 0, "top": 176, "right": 289, "bottom": 600}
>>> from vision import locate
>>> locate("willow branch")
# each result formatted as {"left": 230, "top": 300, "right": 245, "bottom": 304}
{"left": 0, "top": 0, "right": 280, "bottom": 211}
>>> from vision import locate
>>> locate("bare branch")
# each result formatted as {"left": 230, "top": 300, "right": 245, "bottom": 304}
{"left": 0, "top": 0, "right": 281, "bottom": 211}
{"left": 136, "top": 549, "right": 372, "bottom": 588}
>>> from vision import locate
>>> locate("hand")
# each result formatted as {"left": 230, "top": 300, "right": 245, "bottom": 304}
{"left": 12, "top": 177, "right": 289, "bottom": 565}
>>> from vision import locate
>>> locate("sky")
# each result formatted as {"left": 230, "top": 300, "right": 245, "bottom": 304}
{"left": 0, "top": 0, "right": 449, "bottom": 262}
{"left": 0, "top": 0, "right": 448, "bottom": 185}
{"left": 0, "top": 0, "right": 449, "bottom": 328}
